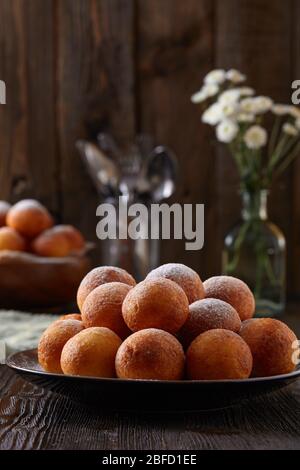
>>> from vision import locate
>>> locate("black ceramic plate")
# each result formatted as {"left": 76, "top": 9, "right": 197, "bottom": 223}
{"left": 7, "top": 349, "right": 300, "bottom": 411}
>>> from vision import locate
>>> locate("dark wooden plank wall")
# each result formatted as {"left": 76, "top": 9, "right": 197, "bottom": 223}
{"left": 0, "top": 0, "right": 299, "bottom": 294}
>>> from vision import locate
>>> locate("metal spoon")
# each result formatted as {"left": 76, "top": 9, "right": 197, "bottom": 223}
{"left": 76, "top": 140, "right": 121, "bottom": 198}
{"left": 137, "top": 146, "right": 178, "bottom": 202}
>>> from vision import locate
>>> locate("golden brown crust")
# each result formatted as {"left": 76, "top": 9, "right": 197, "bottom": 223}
{"left": 59, "top": 225, "right": 85, "bottom": 251}
{"left": 115, "top": 328, "right": 185, "bottom": 380}
{"left": 59, "top": 313, "right": 82, "bottom": 321}
{"left": 203, "top": 276, "right": 255, "bottom": 321}
{"left": 77, "top": 266, "right": 136, "bottom": 311}
{"left": 239, "top": 318, "right": 297, "bottom": 377}
{"left": 186, "top": 329, "right": 253, "bottom": 380}
{"left": 146, "top": 263, "right": 204, "bottom": 304}
{"left": 0, "top": 227, "right": 26, "bottom": 252}
{"left": 122, "top": 277, "right": 189, "bottom": 334}
{"left": 38, "top": 319, "right": 84, "bottom": 373}
{"left": 81, "top": 282, "right": 132, "bottom": 338}
{"left": 32, "top": 225, "right": 85, "bottom": 257}
{"left": 60, "top": 327, "right": 122, "bottom": 377}
{"left": 32, "top": 229, "right": 70, "bottom": 257}
{"left": 178, "top": 298, "right": 241, "bottom": 349}
{"left": 7, "top": 199, "right": 53, "bottom": 238}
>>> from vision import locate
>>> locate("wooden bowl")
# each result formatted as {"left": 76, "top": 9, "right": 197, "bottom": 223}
{"left": 0, "top": 250, "right": 90, "bottom": 310}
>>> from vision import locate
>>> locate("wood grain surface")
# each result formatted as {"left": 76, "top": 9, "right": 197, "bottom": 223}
{"left": 0, "top": 362, "right": 300, "bottom": 450}
{"left": 137, "top": 0, "right": 216, "bottom": 277}
{"left": 0, "top": 0, "right": 299, "bottom": 293}
{"left": 1, "top": 307, "right": 300, "bottom": 450}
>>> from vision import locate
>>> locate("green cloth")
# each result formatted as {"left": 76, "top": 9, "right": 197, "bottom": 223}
{"left": 0, "top": 310, "right": 59, "bottom": 358}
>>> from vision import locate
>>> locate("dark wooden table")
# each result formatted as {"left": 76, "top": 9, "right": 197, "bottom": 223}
{"left": 1, "top": 305, "right": 300, "bottom": 450}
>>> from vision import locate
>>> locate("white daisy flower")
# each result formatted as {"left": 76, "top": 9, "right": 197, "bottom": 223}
{"left": 244, "top": 125, "right": 268, "bottom": 149}
{"left": 202, "top": 103, "right": 223, "bottom": 126}
{"left": 289, "top": 106, "right": 300, "bottom": 119}
{"left": 220, "top": 102, "right": 240, "bottom": 120}
{"left": 237, "top": 87, "right": 255, "bottom": 97}
{"left": 191, "top": 84, "right": 219, "bottom": 103}
{"left": 204, "top": 69, "right": 227, "bottom": 85}
{"left": 253, "top": 96, "right": 273, "bottom": 114}
{"left": 191, "top": 89, "right": 207, "bottom": 104}
{"left": 218, "top": 89, "right": 241, "bottom": 105}
{"left": 240, "top": 98, "right": 258, "bottom": 114}
{"left": 226, "top": 69, "right": 246, "bottom": 84}
{"left": 216, "top": 120, "right": 239, "bottom": 143}
{"left": 240, "top": 96, "right": 273, "bottom": 115}
{"left": 204, "top": 83, "right": 220, "bottom": 98}
{"left": 283, "top": 123, "right": 299, "bottom": 137}
{"left": 237, "top": 113, "right": 255, "bottom": 123}
{"left": 272, "top": 104, "right": 292, "bottom": 116}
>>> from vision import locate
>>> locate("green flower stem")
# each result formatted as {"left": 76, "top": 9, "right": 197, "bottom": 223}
{"left": 268, "top": 116, "right": 281, "bottom": 157}
{"left": 273, "top": 136, "right": 300, "bottom": 168}
{"left": 225, "top": 190, "right": 278, "bottom": 300}
{"left": 226, "top": 220, "right": 252, "bottom": 272}
{"left": 268, "top": 134, "right": 290, "bottom": 171}
{"left": 274, "top": 141, "right": 300, "bottom": 177}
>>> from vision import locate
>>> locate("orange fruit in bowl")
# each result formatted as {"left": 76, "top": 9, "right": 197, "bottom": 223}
{"left": 7, "top": 199, "right": 53, "bottom": 238}
{"left": 0, "top": 227, "right": 26, "bottom": 252}
{"left": 32, "top": 225, "right": 85, "bottom": 257}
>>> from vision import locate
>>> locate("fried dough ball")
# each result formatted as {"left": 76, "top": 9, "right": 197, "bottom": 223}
{"left": 0, "top": 227, "right": 26, "bottom": 252}
{"left": 203, "top": 276, "right": 255, "bottom": 321}
{"left": 81, "top": 282, "right": 132, "bottom": 338}
{"left": 146, "top": 263, "right": 204, "bottom": 304}
{"left": 7, "top": 199, "right": 53, "bottom": 238}
{"left": 59, "top": 313, "right": 82, "bottom": 321}
{"left": 178, "top": 298, "right": 241, "bottom": 349}
{"left": 38, "top": 319, "right": 84, "bottom": 373}
{"left": 59, "top": 225, "right": 85, "bottom": 251}
{"left": 122, "top": 277, "right": 189, "bottom": 334}
{"left": 186, "top": 329, "right": 253, "bottom": 380}
{"left": 60, "top": 327, "right": 122, "bottom": 378}
{"left": 32, "top": 225, "right": 85, "bottom": 257}
{"left": 240, "top": 318, "right": 298, "bottom": 377}
{"left": 115, "top": 328, "right": 185, "bottom": 380}
{"left": 32, "top": 228, "right": 69, "bottom": 257}
{"left": 0, "top": 201, "right": 11, "bottom": 227}
{"left": 77, "top": 266, "right": 136, "bottom": 311}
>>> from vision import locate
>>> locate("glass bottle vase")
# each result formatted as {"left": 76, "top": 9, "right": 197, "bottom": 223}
{"left": 222, "top": 190, "right": 286, "bottom": 317}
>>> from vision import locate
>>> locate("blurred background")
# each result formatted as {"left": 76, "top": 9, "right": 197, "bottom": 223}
{"left": 0, "top": 0, "right": 299, "bottom": 298}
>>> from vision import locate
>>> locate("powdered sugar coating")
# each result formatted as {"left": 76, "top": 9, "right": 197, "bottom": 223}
{"left": 146, "top": 263, "right": 204, "bottom": 304}
{"left": 81, "top": 281, "right": 132, "bottom": 338}
{"left": 122, "top": 277, "right": 189, "bottom": 334}
{"left": 203, "top": 276, "right": 255, "bottom": 321}
{"left": 178, "top": 298, "right": 241, "bottom": 348}
{"left": 77, "top": 266, "right": 136, "bottom": 311}
{"left": 9, "top": 199, "right": 45, "bottom": 210}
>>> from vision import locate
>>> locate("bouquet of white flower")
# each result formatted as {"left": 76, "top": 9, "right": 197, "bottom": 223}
{"left": 192, "top": 69, "right": 300, "bottom": 317}
{"left": 192, "top": 69, "right": 300, "bottom": 192}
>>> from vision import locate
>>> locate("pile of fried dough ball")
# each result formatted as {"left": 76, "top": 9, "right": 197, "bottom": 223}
{"left": 38, "top": 264, "right": 299, "bottom": 381}
{"left": 0, "top": 199, "right": 85, "bottom": 257}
